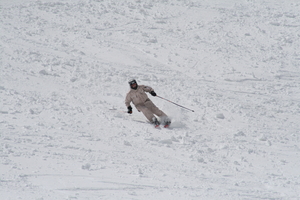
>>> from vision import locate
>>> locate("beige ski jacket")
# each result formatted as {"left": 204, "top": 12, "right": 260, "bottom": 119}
{"left": 125, "top": 85, "right": 154, "bottom": 107}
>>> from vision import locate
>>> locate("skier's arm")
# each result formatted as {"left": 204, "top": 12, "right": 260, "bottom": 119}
{"left": 125, "top": 94, "right": 133, "bottom": 114}
{"left": 143, "top": 86, "right": 156, "bottom": 96}
{"left": 143, "top": 85, "right": 153, "bottom": 92}
{"left": 125, "top": 93, "right": 132, "bottom": 108}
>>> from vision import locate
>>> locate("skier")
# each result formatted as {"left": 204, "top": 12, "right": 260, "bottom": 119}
{"left": 125, "top": 79, "right": 171, "bottom": 127}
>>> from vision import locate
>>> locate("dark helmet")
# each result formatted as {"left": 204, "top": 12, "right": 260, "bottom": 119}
{"left": 128, "top": 79, "right": 138, "bottom": 90}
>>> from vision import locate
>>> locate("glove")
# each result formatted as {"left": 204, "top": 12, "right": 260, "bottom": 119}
{"left": 127, "top": 106, "right": 132, "bottom": 114}
{"left": 150, "top": 91, "right": 156, "bottom": 96}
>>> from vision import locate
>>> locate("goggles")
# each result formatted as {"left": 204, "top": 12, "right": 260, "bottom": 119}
{"left": 128, "top": 80, "right": 137, "bottom": 85}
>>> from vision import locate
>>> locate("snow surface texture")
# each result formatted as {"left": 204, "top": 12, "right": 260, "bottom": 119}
{"left": 1, "top": 0, "right": 300, "bottom": 199}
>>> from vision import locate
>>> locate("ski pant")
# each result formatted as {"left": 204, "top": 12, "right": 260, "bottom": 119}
{"left": 135, "top": 100, "right": 168, "bottom": 123}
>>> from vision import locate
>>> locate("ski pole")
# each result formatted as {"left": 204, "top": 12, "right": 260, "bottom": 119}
{"left": 156, "top": 95, "right": 194, "bottom": 112}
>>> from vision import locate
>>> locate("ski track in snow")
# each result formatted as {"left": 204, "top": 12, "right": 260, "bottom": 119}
{"left": 1, "top": 0, "right": 300, "bottom": 199}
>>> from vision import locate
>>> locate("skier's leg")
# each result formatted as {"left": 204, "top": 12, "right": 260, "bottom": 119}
{"left": 145, "top": 101, "right": 170, "bottom": 125}
{"left": 136, "top": 105, "right": 156, "bottom": 123}
{"left": 145, "top": 101, "right": 167, "bottom": 117}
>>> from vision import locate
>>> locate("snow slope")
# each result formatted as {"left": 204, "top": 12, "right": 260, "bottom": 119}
{"left": 1, "top": 0, "right": 300, "bottom": 199}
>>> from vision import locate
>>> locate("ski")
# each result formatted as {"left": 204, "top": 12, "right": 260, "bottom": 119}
{"left": 111, "top": 108, "right": 172, "bottom": 129}
{"left": 155, "top": 123, "right": 171, "bottom": 129}
{"left": 154, "top": 124, "right": 160, "bottom": 129}
{"left": 163, "top": 121, "right": 171, "bottom": 128}
{"left": 164, "top": 124, "right": 170, "bottom": 128}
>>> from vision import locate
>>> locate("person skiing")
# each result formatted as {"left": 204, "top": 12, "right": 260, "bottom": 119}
{"left": 125, "top": 79, "right": 171, "bottom": 127}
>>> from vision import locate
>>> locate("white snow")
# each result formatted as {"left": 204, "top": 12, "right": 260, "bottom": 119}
{"left": 1, "top": 0, "right": 300, "bottom": 199}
